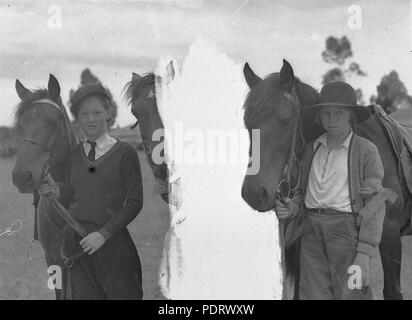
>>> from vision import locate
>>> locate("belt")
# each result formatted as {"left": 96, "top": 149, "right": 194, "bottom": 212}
{"left": 304, "top": 206, "right": 359, "bottom": 216}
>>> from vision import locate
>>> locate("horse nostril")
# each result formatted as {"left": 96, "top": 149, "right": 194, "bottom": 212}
{"left": 260, "top": 187, "right": 268, "bottom": 205}
{"left": 14, "top": 171, "right": 32, "bottom": 187}
{"left": 241, "top": 183, "right": 270, "bottom": 211}
{"left": 23, "top": 171, "right": 32, "bottom": 184}
{"left": 241, "top": 184, "right": 248, "bottom": 201}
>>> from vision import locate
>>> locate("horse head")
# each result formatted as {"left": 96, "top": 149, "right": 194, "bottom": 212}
{"left": 124, "top": 63, "right": 175, "bottom": 202}
{"left": 241, "top": 60, "right": 321, "bottom": 212}
{"left": 12, "top": 74, "right": 74, "bottom": 193}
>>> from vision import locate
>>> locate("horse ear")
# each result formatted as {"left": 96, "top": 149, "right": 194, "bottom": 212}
{"left": 48, "top": 74, "right": 61, "bottom": 99}
{"left": 166, "top": 61, "right": 175, "bottom": 80}
{"left": 279, "top": 59, "right": 295, "bottom": 92}
{"left": 243, "top": 63, "right": 262, "bottom": 88}
{"left": 15, "top": 79, "right": 33, "bottom": 101}
{"left": 132, "top": 72, "right": 141, "bottom": 81}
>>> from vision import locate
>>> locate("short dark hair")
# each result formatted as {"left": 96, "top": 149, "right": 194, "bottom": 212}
{"left": 69, "top": 83, "right": 111, "bottom": 117}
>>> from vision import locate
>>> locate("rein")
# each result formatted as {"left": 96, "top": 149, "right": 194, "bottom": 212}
{"left": 23, "top": 99, "right": 86, "bottom": 238}
{"left": 275, "top": 90, "right": 305, "bottom": 202}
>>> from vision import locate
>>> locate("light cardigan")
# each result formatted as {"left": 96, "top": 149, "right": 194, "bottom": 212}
{"left": 289, "top": 133, "right": 386, "bottom": 257}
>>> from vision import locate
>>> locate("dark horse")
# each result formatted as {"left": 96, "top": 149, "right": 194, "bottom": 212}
{"left": 11, "top": 75, "right": 76, "bottom": 299}
{"left": 124, "top": 62, "right": 180, "bottom": 207}
{"left": 241, "top": 59, "right": 411, "bottom": 300}
{"left": 124, "top": 64, "right": 186, "bottom": 297}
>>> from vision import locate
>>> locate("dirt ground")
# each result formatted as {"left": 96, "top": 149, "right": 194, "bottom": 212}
{"left": 1, "top": 152, "right": 412, "bottom": 299}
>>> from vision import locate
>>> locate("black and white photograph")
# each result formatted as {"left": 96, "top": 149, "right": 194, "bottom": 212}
{"left": 1, "top": 0, "right": 412, "bottom": 305}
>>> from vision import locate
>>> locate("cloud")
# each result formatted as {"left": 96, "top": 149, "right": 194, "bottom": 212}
{"left": 0, "top": 49, "right": 159, "bottom": 80}
{"left": 1, "top": 0, "right": 412, "bottom": 127}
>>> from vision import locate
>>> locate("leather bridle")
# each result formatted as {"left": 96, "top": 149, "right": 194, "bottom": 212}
{"left": 275, "top": 90, "right": 305, "bottom": 203}
{"left": 23, "top": 99, "right": 86, "bottom": 236}
{"left": 20, "top": 99, "right": 73, "bottom": 179}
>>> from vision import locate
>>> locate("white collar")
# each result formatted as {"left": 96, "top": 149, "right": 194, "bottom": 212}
{"left": 84, "top": 132, "right": 112, "bottom": 149}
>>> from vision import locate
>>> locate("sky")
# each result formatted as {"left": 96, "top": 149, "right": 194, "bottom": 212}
{"left": 1, "top": 0, "right": 411, "bottom": 127}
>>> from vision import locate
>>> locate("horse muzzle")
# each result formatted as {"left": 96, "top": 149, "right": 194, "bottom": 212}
{"left": 241, "top": 183, "right": 276, "bottom": 212}
{"left": 12, "top": 169, "right": 34, "bottom": 193}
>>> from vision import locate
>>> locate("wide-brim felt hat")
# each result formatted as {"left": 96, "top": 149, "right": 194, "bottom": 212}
{"left": 70, "top": 83, "right": 110, "bottom": 115}
{"left": 302, "top": 81, "right": 371, "bottom": 124}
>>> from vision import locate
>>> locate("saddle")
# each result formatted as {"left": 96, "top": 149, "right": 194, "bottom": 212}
{"left": 368, "top": 104, "right": 412, "bottom": 195}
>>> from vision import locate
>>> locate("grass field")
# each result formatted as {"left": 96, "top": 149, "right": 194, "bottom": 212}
{"left": 2, "top": 151, "right": 412, "bottom": 299}
{"left": 0, "top": 152, "right": 170, "bottom": 300}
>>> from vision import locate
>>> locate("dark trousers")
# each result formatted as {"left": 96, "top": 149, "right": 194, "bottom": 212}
{"left": 62, "top": 226, "right": 143, "bottom": 300}
{"left": 299, "top": 208, "right": 373, "bottom": 300}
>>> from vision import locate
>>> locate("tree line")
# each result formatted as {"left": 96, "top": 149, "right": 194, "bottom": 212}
{"left": 321, "top": 35, "right": 412, "bottom": 114}
{"left": 1, "top": 36, "right": 411, "bottom": 152}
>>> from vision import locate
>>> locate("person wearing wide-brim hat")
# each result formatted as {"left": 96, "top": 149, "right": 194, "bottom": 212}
{"left": 301, "top": 81, "right": 371, "bottom": 126}
{"left": 39, "top": 83, "right": 144, "bottom": 299}
{"left": 276, "top": 81, "right": 385, "bottom": 300}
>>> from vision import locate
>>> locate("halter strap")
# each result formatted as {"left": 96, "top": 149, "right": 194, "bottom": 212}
{"left": 276, "top": 89, "right": 303, "bottom": 202}
{"left": 32, "top": 98, "right": 78, "bottom": 147}
{"left": 21, "top": 98, "right": 78, "bottom": 179}
{"left": 283, "top": 90, "right": 301, "bottom": 183}
{"left": 32, "top": 99, "right": 62, "bottom": 112}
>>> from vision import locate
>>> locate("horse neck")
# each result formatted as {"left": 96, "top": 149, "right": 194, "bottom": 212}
{"left": 50, "top": 159, "right": 69, "bottom": 182}
{"left": 295, "top": 81, "right": 323, "bottom": 144}
{"left": 138, "top": 100, "right": 169, "bottom": 183}
{"left": 52, "top": 116, "right": 77, "bottom": 184}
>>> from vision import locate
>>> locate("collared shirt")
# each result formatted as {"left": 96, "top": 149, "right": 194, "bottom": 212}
{"left": 304, "top": 131, "right": 353, "bottom": 212}
{"left": 83, "top": 132, "right": 117, "bottom": 160}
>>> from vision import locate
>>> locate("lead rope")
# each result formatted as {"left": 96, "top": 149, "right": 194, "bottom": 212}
{"left": 277, "top": 91, "right": 304, "bottom": 299}
{"left": 27, "top": 99, "right": 81, "bottom": 299}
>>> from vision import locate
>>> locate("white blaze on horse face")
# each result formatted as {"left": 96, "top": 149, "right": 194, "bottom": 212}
{"left": 147, "top": 89, "right": 155, "bottom": 99}
{"left": 155, "top": 39, "right": 283, "bottom": 299}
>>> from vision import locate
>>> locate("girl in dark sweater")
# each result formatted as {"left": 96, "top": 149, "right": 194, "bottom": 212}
{"left": 40, "top": 84, "right": 143, "bottom": 299}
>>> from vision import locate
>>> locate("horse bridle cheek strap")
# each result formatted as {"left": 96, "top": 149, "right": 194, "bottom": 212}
{"left": 27, "top": 99, "right": 75, "bottom": 177}
{"left": 276, "top": 90, "right": 304, "bottom": 202}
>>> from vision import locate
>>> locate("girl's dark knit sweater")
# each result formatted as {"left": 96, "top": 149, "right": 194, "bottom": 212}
{"left": 62, "top": 140, "right": 143, "bottom": 238}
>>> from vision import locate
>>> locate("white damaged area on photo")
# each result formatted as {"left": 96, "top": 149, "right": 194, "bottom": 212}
{"left": 155, "top": 40, "right": 283, "bottom": 299}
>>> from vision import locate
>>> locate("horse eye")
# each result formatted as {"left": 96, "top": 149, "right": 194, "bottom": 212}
{"left": 279, "top": 118, "right": 291, "bottom": 127}
{"left": 49, "top": 119, "right": 59, "bottom": 128}
{"left": 16, "top": 123, "right": 23, "bottom": 133}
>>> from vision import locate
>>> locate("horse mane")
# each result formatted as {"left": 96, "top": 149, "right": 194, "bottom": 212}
{"left": 123, "top": 73, "right": 156, "bottom": 104}
{"left": 294, "top": 80, "right": 321, "bottom": 108}
{"left": 243, "top": 73, "right": 321, "bottom": 129}
{"left": 243, "top": 73, "right": 282, "bottom": 129}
